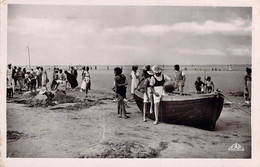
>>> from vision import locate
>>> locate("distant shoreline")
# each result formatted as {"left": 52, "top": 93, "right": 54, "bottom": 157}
{"left": 8, "top": 64, "right": 251, "bottom": 67}
{"left": 7, "top": 64, "right": 251, "bottom": 71}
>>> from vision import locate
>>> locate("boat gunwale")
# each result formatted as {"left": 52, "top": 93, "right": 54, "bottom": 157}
{"left": 134, "top": 89, "right": 223, "bottom": 102}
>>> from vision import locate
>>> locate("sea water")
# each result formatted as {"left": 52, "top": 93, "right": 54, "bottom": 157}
{"left": 45, "top": 67, "right": 247, "bottom": 98}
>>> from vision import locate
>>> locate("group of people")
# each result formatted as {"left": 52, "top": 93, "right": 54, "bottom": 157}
{"left": 114, "top": 64, "right": 252, "bottom": 124}
{"left": 6, "top": 64, "right": 92, "bottom": 99}
{"left": 6, "top": 64, "right": 49, "bottom": 96}
{"left": 48, "top": 66, "right": 91, "bottom": 98}
{"left": 113, "top": 64, "right": 187, "bottom": 124}
{"left": 7, "top": 63, "right": 252, "bottom": 122}
{"left": 194, "top": 76, "right": 215, "bottom": 94}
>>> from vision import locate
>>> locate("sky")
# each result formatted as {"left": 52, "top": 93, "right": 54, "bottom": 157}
{"left": 7, "top": 5, "right": 252, "bottom": 66}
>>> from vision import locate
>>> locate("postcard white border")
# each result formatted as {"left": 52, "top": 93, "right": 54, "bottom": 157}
{"left": 1, "top": 0, "right": 260, "bottom": 167}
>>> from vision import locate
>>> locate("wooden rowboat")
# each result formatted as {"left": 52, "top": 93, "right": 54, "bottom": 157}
{"left": 134, "top": 88, "right": 224, "bottom": 131}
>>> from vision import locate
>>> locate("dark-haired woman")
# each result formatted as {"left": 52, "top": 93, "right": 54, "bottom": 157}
{"left": 114, "top": 67, "right": 129, "bottom": 119}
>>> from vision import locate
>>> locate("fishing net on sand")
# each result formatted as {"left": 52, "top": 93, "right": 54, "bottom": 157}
{"left": 13, "top": 90, "right": 80, "bottom": 107}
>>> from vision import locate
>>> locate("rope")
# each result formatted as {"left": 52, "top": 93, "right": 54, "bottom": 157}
{"left": 222, "top": 93, "right": 251, "bottom": 115}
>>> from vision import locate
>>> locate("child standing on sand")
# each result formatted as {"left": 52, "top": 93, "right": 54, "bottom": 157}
{"left": 114, "top": 67, "right": 129, "bottom": 119}
{"left": 205, "top": 76, "right": 214, "bottom": 93}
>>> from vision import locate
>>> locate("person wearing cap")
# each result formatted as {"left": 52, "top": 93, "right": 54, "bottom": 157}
{"left": 174, "top": 64, "right": 186, "bottom": 93}
{"left": 142, "top": 65, "right": 154, "bottom": 122}
{"left": 195, "top": 76, "right": 205, "bottom": 93}
{"left": 150, "top": 65, "right": 172, "bottom": 125}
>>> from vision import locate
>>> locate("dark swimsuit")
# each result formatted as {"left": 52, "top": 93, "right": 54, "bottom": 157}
{"left": 153, "top": 74, "right": 165, "bottom": 87}
{"left": 115, "top": 74, "right": 127, "bottom": 97}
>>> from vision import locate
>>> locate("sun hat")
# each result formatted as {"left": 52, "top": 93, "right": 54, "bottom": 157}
{"left": 147, "top": 70, "right": 154, "bottom": 75}
{"left": 151, "top": 65, "right": 163, "bottom": 74}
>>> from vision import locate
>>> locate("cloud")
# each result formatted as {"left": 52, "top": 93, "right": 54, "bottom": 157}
{"left": 100, "top": 44, "right": 146, "bottom": 51}
{"left": 227, "top": 47, "right": 251, "bottom": 56}
{"left": 8, "top": 16, "right": 95, "bottom": 35}
{"left": 174, "top": 48, "right": 226, "bottom": 56}
{"left": 8, "top": 17, "right": 61, "bottom": 34}
{"left": 104, "top": 18, "right": 251, "bottom": 36}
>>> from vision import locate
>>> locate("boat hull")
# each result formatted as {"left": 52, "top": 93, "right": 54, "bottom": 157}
{"left": 134, "top": 90, "right": 224, "bottom": 130}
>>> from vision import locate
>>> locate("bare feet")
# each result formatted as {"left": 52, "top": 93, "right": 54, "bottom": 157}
{"left": 153, "top": 121, "right": 158, "bottom": 125}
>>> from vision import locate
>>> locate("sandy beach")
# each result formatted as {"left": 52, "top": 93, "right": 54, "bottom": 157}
{"left": 6, "top": 87, "right": 251, "bottom": 158}
{"left": 4, "top": 4, "right": 254, "bottom": 160}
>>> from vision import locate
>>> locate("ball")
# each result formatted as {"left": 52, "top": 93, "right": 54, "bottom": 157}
{"left": 163, "top": 81, "right": 175, "bottom": 93}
